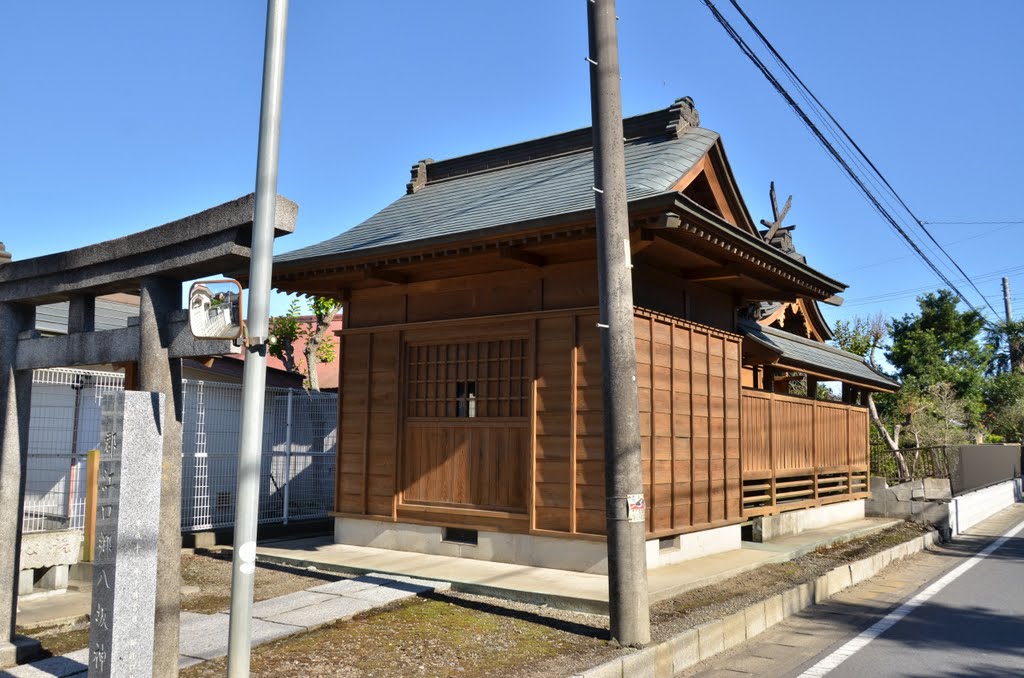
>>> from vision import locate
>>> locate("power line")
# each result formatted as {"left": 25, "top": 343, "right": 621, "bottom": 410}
{"left": 699, "top": 1, "right": 951, "bottom": 294}
{"left": 922, "top": 219, "right": 1024, "bottom": 225}
{"left": 836, "top": 223, "right": 1018, "bottom": 275}
{"left": 699, "top": 0, "right": 968, "bottom": 306}
{"left": 724, "top": 0, "right": 1001, "bottom": 321}
{"left": 844, "top": 263, "right": 1024, "bottom": 307}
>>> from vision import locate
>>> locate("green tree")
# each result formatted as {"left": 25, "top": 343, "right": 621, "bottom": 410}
{"left": 984, "top": 371, "right": 1024, "bottom": 441}
{"left": 303, "top": 296, "right": 343, "bottom": 392}
{"left": 986, "top": 318, "right": 1024, "bottom": 375}
{"left": 832, "top": 313, "right": 910, "bottom": 479}
{"left": 885, "top": 290, "right": 990, "bottom": 428}
{"left": 268, "top": 296, "right": 343, "bottom": 391}
{"left": 268, "top": 300, "right": 302, "bottom": 374}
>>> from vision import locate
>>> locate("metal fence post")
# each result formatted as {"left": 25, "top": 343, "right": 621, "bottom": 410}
{"left": 283, "top": 388, "right": 293, "bottom": 525}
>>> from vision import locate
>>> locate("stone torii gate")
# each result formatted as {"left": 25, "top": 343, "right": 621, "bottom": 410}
{"left": 0, "top": 194, "right": 296, "bottom": 673}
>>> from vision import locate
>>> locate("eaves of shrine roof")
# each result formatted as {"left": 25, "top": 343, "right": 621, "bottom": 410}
{"left": 739, "top": 319, "right": 900, "bottom": 392}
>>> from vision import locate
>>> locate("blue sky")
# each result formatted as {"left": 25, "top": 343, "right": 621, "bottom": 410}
{"left": 4, "top": 1, "right": 1022, "bottom": 330}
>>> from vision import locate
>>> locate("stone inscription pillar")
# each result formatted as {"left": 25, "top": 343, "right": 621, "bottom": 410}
{"left": 88, "top": 391, "right": 165, "bottom": 677}
{"left": 138, "top": 277, "right": 184, "bottom": 677}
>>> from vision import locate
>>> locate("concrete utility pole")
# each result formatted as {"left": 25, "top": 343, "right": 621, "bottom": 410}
{"left": 226, "top": 1, "right": 289, "bottom": 676}
{"left": 586, "top": 0, "right": 651, "bottom": 647}
{"left": 1003, "top": 277, "right": 1012, "bottom": 324}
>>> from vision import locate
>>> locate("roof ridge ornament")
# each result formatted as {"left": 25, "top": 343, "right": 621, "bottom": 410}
{"left": 0, "top": 242, "right": 10, "bottom": 265}
{"left": 666, "top": 96, "right": 699, "bottom": 138}
{"left": 760, "top": 182, "right": 806, "bottom": 263}
{"left": 406, "top": 158, "right": 433, "bottom": 194}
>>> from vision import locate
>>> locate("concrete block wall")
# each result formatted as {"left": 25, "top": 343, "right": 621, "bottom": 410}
{"left": 869, "top": 476, "right": 1021, "bottom": 539}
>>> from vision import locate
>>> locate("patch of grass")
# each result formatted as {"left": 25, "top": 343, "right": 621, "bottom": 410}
{"left": 183, "top": 598, "right": 610, "bottom": 678}
{"left": 27, "top": 625, "right": 91, "bottom": 660}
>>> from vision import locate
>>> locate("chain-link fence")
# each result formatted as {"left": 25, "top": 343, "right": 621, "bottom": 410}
{"left": 24, "top": 368, "right": 337, "bottom": 534}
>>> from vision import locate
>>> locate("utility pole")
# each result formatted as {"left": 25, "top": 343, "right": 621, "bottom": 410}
{"left": 1003, "top": 277, "right": 1013, "bottom": 324}
{"left": 226, "top": 1, "right": 289, "bottom": 676}
{"left": 586, "top": 0, "right": 651, "bottom": 647}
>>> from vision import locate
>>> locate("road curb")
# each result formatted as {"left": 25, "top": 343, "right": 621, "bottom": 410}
{"left": 572, "top": 529, "right": 940, "bottom": 678}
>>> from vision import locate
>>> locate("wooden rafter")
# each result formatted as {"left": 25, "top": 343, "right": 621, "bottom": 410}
{"left": 362, "top": 267, "right": 408, "bottom": 285}
{"left": 680, "top": 264, "right": 742, "bottom": 283}
{"left": 499, "top": 246, "right": 546, "bottom": 268}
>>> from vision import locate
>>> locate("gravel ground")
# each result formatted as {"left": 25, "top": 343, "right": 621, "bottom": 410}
{"left": 180, "top": 522, "right": 933, "bottom": 678}
{"left": 180, "top": 549, "right": 344, "bottom": 613}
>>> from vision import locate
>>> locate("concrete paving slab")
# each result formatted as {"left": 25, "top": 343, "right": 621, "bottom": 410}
{"left": 15, "top": 589, "right": 90, "bottom": 631}
{"left": 251, "top": 590, "right": 336, "bottom": 619}
{"left": 306, "top": 578, "right": 379, "bottom": 596}
{"left": 179, "top": 611, "right": 303, "bottom": 661}
{"left": 721, "top": 653, "right": 785, "bottom": 674}
{"left": 254, "top": 539, "right": 610, "bottom": 614}
{"left": 341, "top": 582, "right": 423, "bottom": 606}
{"left": 263, "top": 595, "right": 372, "bottom": 629}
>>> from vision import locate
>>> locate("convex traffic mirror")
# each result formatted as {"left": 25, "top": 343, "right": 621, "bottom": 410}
{"left": 188, "top": 279, "right": 243, "bottom": 340}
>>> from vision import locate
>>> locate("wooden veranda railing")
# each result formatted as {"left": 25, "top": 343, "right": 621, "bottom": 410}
{"left": 740, "top": 390, "right": 870, "bottom": 517}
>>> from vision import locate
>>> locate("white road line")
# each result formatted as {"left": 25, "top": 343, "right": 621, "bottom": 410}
{"left": 796, "top": 514, "right": 1024, "bottom": 678}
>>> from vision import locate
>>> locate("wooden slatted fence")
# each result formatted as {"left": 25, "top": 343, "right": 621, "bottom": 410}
{"left": 740, "top": 390, "right": 869, "bottom": 516}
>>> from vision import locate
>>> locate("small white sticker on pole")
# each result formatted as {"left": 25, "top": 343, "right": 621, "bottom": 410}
{"left": 624, "top": 238, "right": 633, "bottom": 269}
{"left": 238, "top": 541, "right": 257, "bottom": 575}
{"left": 626, "top": 494, "right": 646, "bottom": 523}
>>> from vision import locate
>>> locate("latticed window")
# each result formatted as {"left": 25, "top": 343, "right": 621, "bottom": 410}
{"left": 405, "top": 339, "right": 529, "bottom": 418}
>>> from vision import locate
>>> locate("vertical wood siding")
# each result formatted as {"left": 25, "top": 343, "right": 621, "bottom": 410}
{"left": 635, "top": 310, "right": 743, "bottom": 536}
{"left": 740, "top": 390, "right": 870, "bottom": 515}
{"left": 335, "top": 305, "right": 869, "bottom": 539}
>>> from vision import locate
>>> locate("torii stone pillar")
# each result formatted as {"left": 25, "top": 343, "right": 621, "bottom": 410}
{"left": 139, "top": 277, "right": 184, "bottom": 678}
{"left": 0, "top": 289, "right": 37, "bottom": 665}
{"left": 0, "top": 196, "right": 297, "bottom": 674}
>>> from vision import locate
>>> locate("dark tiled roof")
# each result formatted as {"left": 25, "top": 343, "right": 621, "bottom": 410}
{"left": 275, "top": 119, "right": 718, "bottom": 265}
{"left": 739, "top": 320, "right": 899, "bottom": 391}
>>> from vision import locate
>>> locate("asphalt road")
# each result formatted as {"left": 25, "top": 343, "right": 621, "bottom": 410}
{"left": 683, "top": 503, "right": 1024, "bottom": 678}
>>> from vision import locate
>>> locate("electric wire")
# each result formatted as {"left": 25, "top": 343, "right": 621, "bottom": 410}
{"left": 725, "top": 0, "right": 1000, "bottom": 320}
{"left": 704, "top": 0, "right": 1000, "bottom": 320}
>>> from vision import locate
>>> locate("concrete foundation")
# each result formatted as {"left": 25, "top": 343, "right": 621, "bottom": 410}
{"left": 751, "top": 499, "right": 866, "bottom": 542}
{"left": 645, "top": 523, "right": 740, "bottom": 569}
{"left": 334, "top": 517, "right": 740, "bottom": 574}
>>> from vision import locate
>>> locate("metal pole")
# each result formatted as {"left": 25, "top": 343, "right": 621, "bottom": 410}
{"left": 226, "top": 1, "right": 289, "bottom": 675}
{"left": 283, "top": 388, "right": 293, "bottom": 525}
{"left": 586, "top": 0, "right": 651, "bottom": 648}
{"left": 1003, "top": 277, "right": 1013, "bottom": 324}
